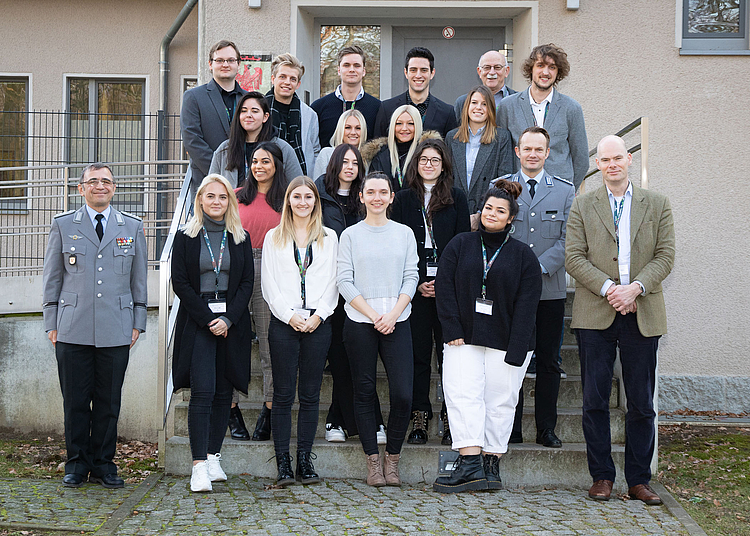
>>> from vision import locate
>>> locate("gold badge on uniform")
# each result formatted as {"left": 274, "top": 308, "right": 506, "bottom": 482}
{"left": 69, "top": 256, "right": 77, "bottom": 265}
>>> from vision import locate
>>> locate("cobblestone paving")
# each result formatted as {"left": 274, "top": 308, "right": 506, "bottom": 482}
{"left": 1, "top": 476, "right": 691, "bottom": 535}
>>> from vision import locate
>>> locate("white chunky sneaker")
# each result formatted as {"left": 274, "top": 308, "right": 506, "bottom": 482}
{"left": 190, "top": 461, "right": 212, "bottom": 492}
{"left": 377, "top": 425, "right": 387, "bottom": 445}
{"left": 206, "top": 453, "right": 227, "bottom": 482}
{"left": 325, "top": 423, "right": 346, "bottom": 442}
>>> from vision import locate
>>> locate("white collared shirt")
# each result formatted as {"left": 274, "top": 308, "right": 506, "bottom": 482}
{"left": 600, "top": 182, "right": 643, "bottom": 296}
{"left": 85, "top": 205, "right": 111, "bottom": 236}
{"left": 529, "top": 87, "right": 554, "bottom": 128}
{"left": 335, "top": 84, "right": 365, "bottom": 103}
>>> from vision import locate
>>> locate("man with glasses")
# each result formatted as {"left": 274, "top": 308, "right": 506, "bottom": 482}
{"left": 43, "top": 163, "right": 148, "bottom": 489}
{"left": 454, "top": 50, "right": 516, "bottom": 124}
{"left": 181, "top": 39, "right": 248, "bottom": 196}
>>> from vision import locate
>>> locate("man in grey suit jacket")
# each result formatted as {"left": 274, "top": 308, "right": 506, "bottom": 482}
{"left": 497, "top": 44, "right": 588, "bottom": 191}
{"left": 493, "top": 127, "right": 574, "bottom": 449}
{"left": 43, "top": 163, "right": 148, "bottom": 489}
{"left": 453, "top": 50, "right": 516, "bottom": 124}
{"left": 181, "top": 40, "right": 248, "bottom": 195}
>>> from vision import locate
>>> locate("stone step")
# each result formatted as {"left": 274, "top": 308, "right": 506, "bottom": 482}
{"left": 164, "top": 436, "right": 627, "bottom": 491}
{"left": 173, "top": 402, "right": 625, "bottom": 443}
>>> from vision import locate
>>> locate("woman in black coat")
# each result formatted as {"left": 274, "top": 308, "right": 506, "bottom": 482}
{"left": 391, "top": 138, "right": 470, "bottom": 446}
{"left": 171, "top": 174, "right": 255, "bottom": 493}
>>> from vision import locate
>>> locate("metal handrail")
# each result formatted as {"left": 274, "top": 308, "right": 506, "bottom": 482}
{"left": 582, "top": 117, "right": 649, "bottom": 190}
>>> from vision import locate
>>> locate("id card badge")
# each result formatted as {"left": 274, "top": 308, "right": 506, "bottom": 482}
{"left": 475, "top": 298, "right": 493, "bottom": 315}
{"left": 426, "top": 262, "right": 438, "bottom": 278}
{"left": 293, "top": 308, "right": 311, "bottom": 320}
{"left": 207, "top": 299, "right": 227, "bottom": 314}
{"left": 618, "top": 264, "right": 630, "bottom": 286}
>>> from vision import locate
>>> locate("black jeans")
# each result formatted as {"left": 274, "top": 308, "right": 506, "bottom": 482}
{"left": 269, "top": 316, "right": 332, "bottom": 456}
{"left": 409, "top": 292, "right": 443, "bottom": 417}
{"left": 326, "top": 298, "right": 384, "bottom": 435}
{"left": 188, "top": 327, "right": 234, "bottom": 461}
{"left": 577, "top": 313, "right": 659, "bottom": 487}
{"left": 56, "top": 342, "right": 129, "bottom": 477}
{"left": 344, "top": 318, "right": 413, "bottom": 455}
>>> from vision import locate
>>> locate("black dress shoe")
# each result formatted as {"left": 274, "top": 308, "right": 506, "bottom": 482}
{"left": 252, "top": 404, "right": 271, "bottom": 441}
{"left": 62, "top": 473, "right": 85, "bottom": 488}
{"left": 228, "top": 405, "right": 251, "bottom": 440}
{"left": 536, "top": 428, "right": 562, "bottom": 448}
{"left": 90, "top": 473, "right": 124, "bottom": 489}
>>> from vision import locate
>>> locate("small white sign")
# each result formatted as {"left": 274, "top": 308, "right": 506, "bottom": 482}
{"left": 443, "top": 26, "right": 455, "bottom": 39}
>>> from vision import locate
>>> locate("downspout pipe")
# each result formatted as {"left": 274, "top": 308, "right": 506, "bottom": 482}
{"left": 160, "top": 0, "right": 198, "bottom": 113}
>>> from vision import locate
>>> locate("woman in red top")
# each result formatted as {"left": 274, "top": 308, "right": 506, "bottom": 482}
{"left": 230, "top": 141, "right": 288, "bottom": 442}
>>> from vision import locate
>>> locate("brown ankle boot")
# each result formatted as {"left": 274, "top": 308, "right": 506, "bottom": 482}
{"left": 384, "top": 452, "right": 401, "bottom": 486}
{"left": 366, "top": 454, "right": 385, "bottom": 487}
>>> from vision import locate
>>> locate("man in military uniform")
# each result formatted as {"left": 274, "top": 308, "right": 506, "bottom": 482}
{"left": 493, "top": 126, "right": 575, "bottom": 448}
{"left": 43, "top": 163, "right": 147, "bottom": 488}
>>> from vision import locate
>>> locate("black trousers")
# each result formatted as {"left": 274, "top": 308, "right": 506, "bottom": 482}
{"left": 577, "top": 313, "right": 659, "bottom": 487}
{"left": 512, "top": 298, "right": 565, "bottom": 435}
{"left": 188, "top": 327, "right": 233, "bottom": 461}
{"left": 409, "top": 292, "right": 443, "bottom": 417}
{"left": 269, "top": 317, "right": 331, "bottom": 456}
{"left": 56, "top": 342, "right": 129, "bottom": 477}
{"left": 344, "top": 318, "right": 413, "bottom": 455}
{"left": 325, "top": 298, "right": 384, "bottom": 435}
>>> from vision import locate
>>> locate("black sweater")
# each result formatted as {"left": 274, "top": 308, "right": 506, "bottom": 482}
{"left": 435, "top": 227, "right": 542, "bottom": 366}
{"left": 310, "top": 91, "right": 381, "bottom": 148}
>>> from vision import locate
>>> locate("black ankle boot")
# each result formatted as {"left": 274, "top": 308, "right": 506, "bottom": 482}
{"left": 276, "top": 452, "right": 294, "bottom": 487}
{"left": 252, "top": 404, "right": 271, "bottom": 441}
{"left": 433, "top": 454, "right": 488, "bottom": 493}
{"left": 228, "top": 406, "right": 250, "bottom": 440}
{"left": 296, "top": 451, "right": 321, "bottom": 484}
{"left": 483, "top": 454, "right": 502, "bottom": 490}
{"left": 407, "top": 410, "right": 428, "bottom": 444}
{"left": 440, "top": 409, "right": 452, "bottom": 446}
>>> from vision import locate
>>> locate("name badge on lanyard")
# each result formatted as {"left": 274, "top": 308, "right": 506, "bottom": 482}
{"left": 426, "top": 262, "right": 438, "bottom": 278}
{"left": 476, "top": 234, "right": 509, "bottom": 316}
{"left": 422, "top": 205, "right": 439, "bottom": 278}
{"left": 208, "top": 299, "right": 227, "bottom": 314}
{"left": 475, "top": 298, "right": 493, "bottom": 315}
{"left": 294, "top": 242, "right": 314, "bottom": 318}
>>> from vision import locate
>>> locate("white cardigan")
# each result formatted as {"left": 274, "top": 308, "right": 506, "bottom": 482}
{"left": 261, "top": 225, "right": 339, "bottom": 324}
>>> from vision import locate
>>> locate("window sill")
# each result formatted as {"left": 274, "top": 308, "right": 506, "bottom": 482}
{"left": 679, "top": 49, "right": 750, "bottom": 55}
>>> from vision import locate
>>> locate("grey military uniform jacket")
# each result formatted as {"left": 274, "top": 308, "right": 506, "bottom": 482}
{"left": 43, "top": 206, "right": 148, "bottom": 347}
{"left": 492, "top": 170, "right": 574, "bottom": 301}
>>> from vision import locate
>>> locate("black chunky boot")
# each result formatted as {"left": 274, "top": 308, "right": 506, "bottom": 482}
{"left": 440, "top": 408, "right": 452, "bottom": 446}
{"left": 228, "top": 406, "right": 250, "bottom": 440}
{"left": 276, "top": 453, "right": 295, "bottom": 487}
{"left": 252, "top": 404, "right": 271, "bottom": 441}
{"left": 407, "top": 410, "right": 428, "bottom": 444}
{"left": 433, "top": 454, "right": 488, "bottom": 493}
{"left": 296, "top": 451, "right": 321, "bottom": 484}
{"left": 483, "top": 454, "right": 503, "bottom": 490}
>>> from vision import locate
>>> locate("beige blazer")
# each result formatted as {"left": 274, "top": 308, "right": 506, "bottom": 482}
{"left": 565, "top": 185, "right": 675, "bottom": 337}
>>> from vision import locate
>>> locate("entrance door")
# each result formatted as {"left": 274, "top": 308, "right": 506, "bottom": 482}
{"left": 391, "top": 26, "right": 507, "bottom": 105}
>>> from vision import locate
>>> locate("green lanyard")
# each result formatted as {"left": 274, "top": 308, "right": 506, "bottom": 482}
{"left": 395, "top": 166, "right": 403, "bottom": 188}
{"left": 480, "top": 234, "right": 509, "bottom": 299}
{"left": 293, "top": 242, "right": 313, "bottom": 309}
{"left": 201, "top": 227, "right": 227, "bottom": 299}
{"left": 421, "top": 205, "right": 439, "bottom": 262}
{"left": 612, "top": 197, "right": 624, "bottom": 249}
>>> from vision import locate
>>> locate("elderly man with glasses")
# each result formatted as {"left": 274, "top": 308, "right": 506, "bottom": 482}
{"left": 454, "top": 50, "right": 516, "bottom": 124}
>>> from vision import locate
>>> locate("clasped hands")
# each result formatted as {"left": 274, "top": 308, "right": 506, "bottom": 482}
{"left": 369, "top": 310, "right": 399, "bottom": 335}
{"left": 289, "top": 314, "right": 321, "bottom": 333}
{"left": 606, "top": 282, "right": 641, "bottom": 315}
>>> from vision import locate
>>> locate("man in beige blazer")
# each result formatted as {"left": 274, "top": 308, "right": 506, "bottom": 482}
{"left": 565, "top": 135, "right": 675, "bottom": 505}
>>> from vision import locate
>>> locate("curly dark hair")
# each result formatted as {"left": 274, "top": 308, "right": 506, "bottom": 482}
{"left": 521, "top": 43, "right": 570, "bottom": 85}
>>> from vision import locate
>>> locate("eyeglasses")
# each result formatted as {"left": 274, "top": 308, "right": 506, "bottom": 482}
{"left": 81, "top": 178, "right": 114, "bottom": 187}
{"left": 212, "top": 58, "right": 238, "bottom": 65}
{"left": 418, "top": 157, "right": 442, "bottom": 167}
{"left": 480, "top": 64, "right": 507, "bottom": 72}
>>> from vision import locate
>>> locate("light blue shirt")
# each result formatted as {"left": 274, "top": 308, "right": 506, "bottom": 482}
{"left": 465, "top": 125, "right": 485, "bottom": 189}
{"left": 85, "top": 205, "right": 111, "bottom": 237}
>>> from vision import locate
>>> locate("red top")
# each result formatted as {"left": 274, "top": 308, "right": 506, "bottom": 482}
{"left": 236, "top": 190, "right": 281, "bottom": 250}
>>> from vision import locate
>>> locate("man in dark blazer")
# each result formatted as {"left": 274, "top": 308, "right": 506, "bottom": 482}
{"left": 497, "top": 44, "right": 588, "bottom": 191}
{"left": 43, "top": 163, "right": 148, "bottom": 489}
{"left": 566, "top": 135, "right": 675, "bottom": 505}
{"left": 453, "top": 50, "right": 516, "bottom": 124}
{"left": 181, "top": 40, "right": 248, "bottom": 196}
{"left": 374, "top": 47, "right": 457, "bottom": 139}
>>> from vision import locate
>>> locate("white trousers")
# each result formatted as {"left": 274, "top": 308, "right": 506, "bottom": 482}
{"left": 442, "top": 344, "right": 532, "bottom": 454}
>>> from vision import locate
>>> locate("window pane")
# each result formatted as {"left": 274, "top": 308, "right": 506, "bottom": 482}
{"left": 320, "top": 26, "right": 381, "bottom": 98}
{"left": 0, "top": 80, "right": 27, "bottom": 199}
{"left": 68, "top": 79, "right": 90, "bottom": 165}
{"left": 687, "top": 0, "right": 742, "bottom": 34}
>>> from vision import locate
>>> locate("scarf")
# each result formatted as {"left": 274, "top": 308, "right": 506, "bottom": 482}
{"left": 265, "top": 90, "right": 307, "bottom": 175}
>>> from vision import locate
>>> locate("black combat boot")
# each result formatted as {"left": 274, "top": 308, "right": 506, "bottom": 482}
{"left": 276, "top": 452, "right": 294, "bottom": 487}
{"left": 433, "top": 454, "right": 488, "bottom": 493}
{"left": 483, "top": 454, "right": 503, "bottom": 490}
{"left": 295, "top": 451, "right": 321, "bottom": 484}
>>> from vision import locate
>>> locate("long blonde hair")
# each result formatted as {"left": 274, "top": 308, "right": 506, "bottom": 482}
{"left": 272, "top": 176, "right": 326, "bottom": 248}
{"left": 183, "top": 174, "right": 246, "bottom": 244}
{"left": 455, "top": 85, "right": 497, "bottom": 145}
{"left": 387, "top": 105, "right": 422, "bottom": 179}
{"left": 330, "top": 109, "right": 368, "bottom": 150}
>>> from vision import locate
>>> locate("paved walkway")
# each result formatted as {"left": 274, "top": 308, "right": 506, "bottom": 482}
{"left": 0, "top": 475, "right": 703, "bottom": 535}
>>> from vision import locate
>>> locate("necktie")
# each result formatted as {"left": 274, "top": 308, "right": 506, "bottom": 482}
{"left": 95, "top": 214, "right": 104, "bottom": 241}
{"left": 528, "top": 179, "right": 537, "bottom": 199}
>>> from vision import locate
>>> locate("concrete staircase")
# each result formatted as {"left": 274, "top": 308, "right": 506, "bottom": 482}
{"left": 164, "top": 290, "right": 627, "bottom": 489}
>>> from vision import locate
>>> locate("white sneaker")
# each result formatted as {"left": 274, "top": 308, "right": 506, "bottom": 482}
{"left": 377, "top": 425, "right": 387, "bottom": 445}
{"left": 325, "top": 423, "right": 346, "bottom": 442}
{"left": 206, "top": 453, "right": 227, "bottom": 482}
{"left": 190, "top": 461, "right": 212, "bottom": 492}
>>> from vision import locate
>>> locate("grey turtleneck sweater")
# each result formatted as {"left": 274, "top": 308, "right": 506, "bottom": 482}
{"left": 200, "top": 214, "right": 232, "bottom": 327}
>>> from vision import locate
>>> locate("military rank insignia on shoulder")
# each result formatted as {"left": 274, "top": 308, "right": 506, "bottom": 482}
{"left": 553, "top": 176, "right": 573, "bottom": 186}
{"left": 53, "top": 209, "right": 75, "bottom": 219}
{"left": 120, "top": 210, "right": 142, "bottom": 221}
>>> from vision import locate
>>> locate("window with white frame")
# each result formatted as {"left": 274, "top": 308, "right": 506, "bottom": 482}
{"left": 0, "top": 78, "right": 28, "bottom": 205}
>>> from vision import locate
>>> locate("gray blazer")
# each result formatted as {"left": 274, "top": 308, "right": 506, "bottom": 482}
{"left": 43, "top": 206, "right": 148, "bottom": 347}
{"left": 445, "top": 127, "right": 514, "bottom": 214}
{"left": 497, "top": 87, "right": 589, "bottom": 191}
{"left": 180, "top": 79, "right": 248, "bottom": 188}
{"left": 492, "top": 169, "right": 574, "bottom": 300}
{"left": 208, "top": 137, "right": 304, "bottom": 188}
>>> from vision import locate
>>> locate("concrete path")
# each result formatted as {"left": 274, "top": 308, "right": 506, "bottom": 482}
{"left": 0, "top": 475, "right": 702, "bottom": 535}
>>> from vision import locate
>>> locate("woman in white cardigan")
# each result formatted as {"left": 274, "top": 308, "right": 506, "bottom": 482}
{"left": 261, "top": 176, "right": 339, "bottom": 487}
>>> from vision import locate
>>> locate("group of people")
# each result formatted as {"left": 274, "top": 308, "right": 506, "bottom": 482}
{"left": 41, "top": 37, "right": 675, "bottom": 508}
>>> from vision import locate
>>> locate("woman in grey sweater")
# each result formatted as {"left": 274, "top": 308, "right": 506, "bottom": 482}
{"left": 336, "top": 172, "right": 418, "bottom": 487}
